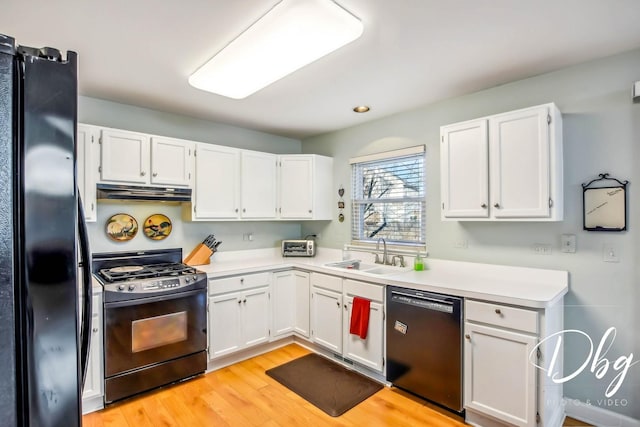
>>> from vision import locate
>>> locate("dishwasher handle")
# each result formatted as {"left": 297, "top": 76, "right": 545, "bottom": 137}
{"left": 390, "top": 290, "right": 460, "bottom": 313}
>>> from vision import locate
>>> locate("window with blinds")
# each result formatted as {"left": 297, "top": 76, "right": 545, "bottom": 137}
{"left": 350, "top": 146, "right": 426, "bottom": 246}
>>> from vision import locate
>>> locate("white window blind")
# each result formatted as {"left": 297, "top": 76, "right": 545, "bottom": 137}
{"left": 351, "top": 147, "right": 425, "bottom": 246}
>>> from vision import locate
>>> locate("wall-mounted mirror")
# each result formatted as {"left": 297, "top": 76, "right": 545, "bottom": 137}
{"left": 582, "top": 173, "right": 628, "bottom": 231}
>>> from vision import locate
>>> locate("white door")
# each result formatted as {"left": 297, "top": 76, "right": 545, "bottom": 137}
{"left": 294, "top": 271, "right": 310, "bottom": 338}
{"left": 343, "top": 296, "right": 384, "bottom": 372}
{"left": 440, "top": 119, "right": 489, "bottom": 218}
{"left": 241, "top": 151, "right": 277, "bottom": 218}
{"left": 464, "top": 323, "right": 538, "bottom": 427}
{"left": 279, "top": 155, "right": 313, "bottom": 219}
{"left": 489, "top": 106, "right": 550, "bottom": 218}
{"left": 271, "top": 272, "right": 296, "bottom": 338}
{"left": 311, "top": 286, "right": 342, "bottom": 353}
{"left": 77, "top": 124, "right": 98, "bottom": 222}
{"left": 99, "top": 129, "right": 150, "bottom": 184}
{"left": 194, "top": 144, "right": 240, "bottom": 219}
{"left": 209, "top": 292, "right": 242, "bottom": 359}
{"left": 150, "top": 137, "right": 193, "bottom": 187}
{"left": 241, "top": 286, "right": 270, "bottom": 347}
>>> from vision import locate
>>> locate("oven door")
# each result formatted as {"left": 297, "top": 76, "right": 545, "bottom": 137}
{"left": 104, "top": 288, "right": 207, "bottom": 377}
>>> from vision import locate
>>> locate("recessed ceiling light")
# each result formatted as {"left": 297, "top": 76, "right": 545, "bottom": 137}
{"left": 189, "top": 0, "right": 363, "bottom": 99}
{"left": 353, "top": 105, "right": 370, "bottom": 113}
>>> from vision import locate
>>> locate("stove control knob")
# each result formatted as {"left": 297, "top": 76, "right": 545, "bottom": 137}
{"left": 117, "top": 284, "right": 125, "bottom": 291}
{"left": 128, "top": 284, "right": 136, "bottom": 291}
{"left": 185, "top": 277, "right": 190, "bottom": 283}
{"left": 193, "top": 275, "right": 198, "bottom": 281}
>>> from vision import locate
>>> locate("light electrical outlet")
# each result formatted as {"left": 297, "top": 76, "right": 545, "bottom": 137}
{"left": 561, "top": 234, "right": 576, "bottom": 253}
{"left": 533, "top": 243, "right": 552, "bottom": 255}
{"left": 603, "top": 244, "right": 619, "bottom": 263}
{"left": 454, "top": 239, "right": 468, "bottom": 249}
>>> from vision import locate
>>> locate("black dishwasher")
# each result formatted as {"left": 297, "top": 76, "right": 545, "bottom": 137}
{"left": 386, "top": 286, "right": 463, "bottom": 413}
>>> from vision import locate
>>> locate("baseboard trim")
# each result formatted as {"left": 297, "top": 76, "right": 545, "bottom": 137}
{"left": 564, "top": 398, "right": 640, "bottom": 427}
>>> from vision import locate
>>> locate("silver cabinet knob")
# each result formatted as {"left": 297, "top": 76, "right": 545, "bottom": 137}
{"left": 494, "top": 203, "right": 500, "bottom": 208}
{"left": 238, "top": 299, "right": 242, "bottom": 305}
{"left": 243, "top": 208, "right": 246, "bottom": 213}
{"left": 495, "top": 308, "right": 502, "bottom": 315}
{"left": 481, "top": 203, "right": 487, "bottom": 209}
{"left": 140, "top": 171, "right": 146, "bottom": 176}
{"left": 336, "top": 301, "right": 340, "bottom": 307}
{"left": 308, "top": 210, "right": 312, "bottom": 214}
{"left": 152, "top": 172, "right": 158, "bottom": 177}
{"left": 240, "top": 278, "right": 244, "bottom": 284}
{"left": 235, "top": 208, "right": 239, "bottom": 213}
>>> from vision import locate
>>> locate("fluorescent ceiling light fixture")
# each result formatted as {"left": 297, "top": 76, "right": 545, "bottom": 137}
{"left": 188, "top": 0, "right": 363, "bottom": 99}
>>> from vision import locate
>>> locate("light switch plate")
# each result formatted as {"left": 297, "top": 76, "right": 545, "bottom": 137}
{"left": 561, "top": 234, "right": 576, "bottom": 253}
{"left": 603, "top": 244, "right": 620, "bottom": 262}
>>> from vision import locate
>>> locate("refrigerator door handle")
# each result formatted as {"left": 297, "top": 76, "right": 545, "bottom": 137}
{"left": 78, "top": 194, "right": 93, "bottom": 388}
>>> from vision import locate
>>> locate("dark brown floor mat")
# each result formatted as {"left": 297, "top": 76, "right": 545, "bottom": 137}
{"left": 265, "top": 353, "right": 383, "bottom": 417}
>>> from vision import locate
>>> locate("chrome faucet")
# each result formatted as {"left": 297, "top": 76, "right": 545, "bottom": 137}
{"left": 375, "top": 238, "right": 389, "bottom": 265}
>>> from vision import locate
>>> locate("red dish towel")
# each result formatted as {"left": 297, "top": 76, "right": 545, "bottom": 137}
{"left": 349, "top": 296, "right": 371, "bottom": 339}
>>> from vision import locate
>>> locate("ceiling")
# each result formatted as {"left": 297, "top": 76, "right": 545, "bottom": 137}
{"left": 3, "top": 0, "right": 640, "bottom": 139}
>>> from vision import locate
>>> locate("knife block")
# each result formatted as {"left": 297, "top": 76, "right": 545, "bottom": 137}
{"left": 184, "top": 243, "right": 213, "bottom": 266}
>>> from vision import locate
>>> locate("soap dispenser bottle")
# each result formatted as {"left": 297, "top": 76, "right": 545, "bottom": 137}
{"left": 414, "top": 252, "right": 424, "bottom": 271}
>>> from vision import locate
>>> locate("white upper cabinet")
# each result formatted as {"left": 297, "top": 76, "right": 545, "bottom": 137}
{"left": 190, "top": 143, "right": 240, "bottom": 220}
{"left": 440, "top": 119, "right": 489, "bottom": 218}
{"left": 150, "top": 136, "right": 194, "bottom": 187}
{"left": 98, "top": 128, "right": 194, "bottom": 188}
{"left": 241, "top": 150, "right": 278, "bottom": 219}
{"left": 440, "top": 103, "right": 563, "bottom": 221}
{"left": 77, "top": 124, "right": 99, "bottom": 222}
{"left": 186, "top": 144, "right": 279, "bottom": 221}
{"left": 278, "top": 154, "right": 333, "bottom": 220}
{"left": 99, "top": 128, "right": 150, "bottom": 184}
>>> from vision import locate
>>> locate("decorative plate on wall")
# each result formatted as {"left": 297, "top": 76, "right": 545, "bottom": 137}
{"left": 143, "top": 214, "right": 172, "bottom": 240}
{"left": 106, "top": 213, "right": 138, "bottom": 242}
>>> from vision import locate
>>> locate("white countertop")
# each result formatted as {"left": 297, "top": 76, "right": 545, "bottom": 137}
{"left": 196, "top": 248, "right": 568, "bottom": 309}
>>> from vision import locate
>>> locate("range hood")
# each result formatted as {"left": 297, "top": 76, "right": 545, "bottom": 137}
{"left": 96, "top": 183, "right": 192, "bottom": 203}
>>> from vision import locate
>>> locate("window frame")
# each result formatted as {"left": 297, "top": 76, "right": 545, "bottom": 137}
{"left": 349, "top": 145, "right": 426, "bottom": 249}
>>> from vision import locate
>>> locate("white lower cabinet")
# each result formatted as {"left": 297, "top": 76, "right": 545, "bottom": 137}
{"left": 310, "top": 274, "right": 343, "bottom": 353}
{"left": 310, "top": 274, "right": 385, "bottom": 373}
{"left": 208, "top": 273, "right": 270, "bottom": 359}
{"left": 271, "top": 270, "right": 310, "bottom": 339}
{"left": 464, "top": 299, "right": 564, "bottom": 427}
{"left": 342, "top": 279, "right": 384, "bottom": 373}
{"left": 82, "top": 292, "right": 103, "bottom": 413}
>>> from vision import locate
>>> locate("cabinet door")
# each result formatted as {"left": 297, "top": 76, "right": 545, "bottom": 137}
{"left": 294, "top": 271, "right": 310, "bottom": 338}
{"left": 440, "top": 120, "right": 489, "bottom": 218}
{"left": 311, "top": 286, "right": 342, "bottom": 353}
{"left": 82, "top": 294, "right": 103, "bottom": 402}
{"left": 489, "top": 106, "right": 550, "bottom": 218}
{"left": 241, "top": 151, "right": 277, "bottom": 218}
{"left": 150, "top": 136, "right": 194, "bottom": 187}
{"left": 209, "top": 292, "right": 243, "bottom": 359}
{"left": 464, "top": 322, "right": 537, "bottom": 427}
{"left": 271, "top": 271, "right": 296, "bottom": 338}
{"left": 99, "top": 129, "right": 150, "bottom": 184}
{"left": 241, "top": 286, "right": 270, "bottom": 347}
{"left": 343, "top": 297, "right": 384, "bottom": 372}
{"left": 77, "top": 125, "right": 98, "bottom": 222}
{"left": 194, "top": 144, "right": 240, "bottom": 219}
{"left": 279, "top": 155, "right": 313, "bottom": 219}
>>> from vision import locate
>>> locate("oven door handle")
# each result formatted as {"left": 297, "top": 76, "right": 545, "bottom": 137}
{"left": 104, "top": 288, "right": 206, "bottom": 308}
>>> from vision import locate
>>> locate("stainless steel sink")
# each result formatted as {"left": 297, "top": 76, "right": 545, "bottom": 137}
{"left": 324, "top": 260, "right": 407, "bottom": 275}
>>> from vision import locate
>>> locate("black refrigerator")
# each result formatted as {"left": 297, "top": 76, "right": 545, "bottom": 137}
{"left": 0, "top": 34, "right": 92, "bottom": 426}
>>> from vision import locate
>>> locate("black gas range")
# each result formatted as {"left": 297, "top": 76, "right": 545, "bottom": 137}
{"left": 92, "top": 248, "right": 208, "bottom": 404}
{"left": 93, "top": 248, "right": 207, "bottom": 302}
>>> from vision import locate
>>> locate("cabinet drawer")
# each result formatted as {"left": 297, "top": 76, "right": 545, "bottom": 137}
{"left": 466, "top": 300, "right": 538, "bottom": 334}
{"left": 310, "top": 272, "right": 342, "bottom": 293}
{"left": 209, "top": 272, "right": 270, "bottom": 295}
{"left": 343, "top": 279, "right": 384, "bottom": 302}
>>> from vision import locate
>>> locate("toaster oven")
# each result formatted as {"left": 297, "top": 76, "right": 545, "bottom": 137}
{"left": 281, "top": 239, "right": 315, "bottom": 257}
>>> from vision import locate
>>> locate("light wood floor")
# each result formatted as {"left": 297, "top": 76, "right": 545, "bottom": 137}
{"left": 83, "top": 343, "right": 467, "bottom": 426}
{"left": 83, "top": 343, "right": 590, "bottom": 427}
